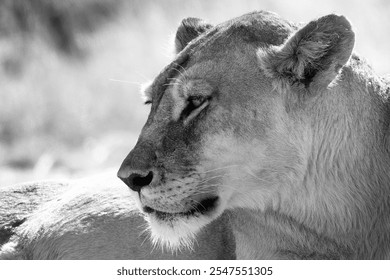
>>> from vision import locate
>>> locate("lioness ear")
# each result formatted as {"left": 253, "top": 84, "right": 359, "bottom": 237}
{"left": 175, "top": 17, "right": 213, "bottom": 53}
{"left": 259, "top": 14, "right": 355, "bottom": 89}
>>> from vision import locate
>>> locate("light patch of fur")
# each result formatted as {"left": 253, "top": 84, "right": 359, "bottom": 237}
{"left": 171, "top": 83, "right": 186, "bottom": 120}
{"left": 140, "top": 80, "right": 153, "bottom": 102}
{"left": 146, "top": 215, "right": 199, "bottom": 252}
{"left": 0, "top": 242, "right": 20, "bottom": 259}
{"left": 201, "top": 134, "right": 272, "bottom": 210}
{"left": 145, "top": 201, "right": 227, "bottom": 253}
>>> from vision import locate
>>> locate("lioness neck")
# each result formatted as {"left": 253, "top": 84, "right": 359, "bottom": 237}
{"left": 231, "top": 56, "right": 390, "bottom": 259}
{"left": 229, "top": 209, "right": 354, "bottom": 259}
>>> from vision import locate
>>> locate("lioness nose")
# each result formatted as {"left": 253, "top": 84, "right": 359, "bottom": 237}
{"left": 118, "top": 140, "right": 157, "bottom": 192}
{"left": 118, "top": 168, "right": 154, "bottom": 192}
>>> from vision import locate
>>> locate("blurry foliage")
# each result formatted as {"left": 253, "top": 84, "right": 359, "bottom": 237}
{"left": 0, "top": 0, "right": 389, "bottom": 185}
{"left": 0, "top": 0, "right": 122, "bottom": 56}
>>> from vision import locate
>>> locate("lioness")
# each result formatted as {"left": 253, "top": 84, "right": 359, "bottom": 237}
{"left": 1, "top": 11, "right": 389, "bottom": 260}
{"left": 117, "top": 11, "right": 390, "bottom": 259}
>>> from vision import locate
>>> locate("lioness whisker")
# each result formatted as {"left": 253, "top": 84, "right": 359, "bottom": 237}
{"left": 167, "top": 77, "right": 181, "bottom": 82}
{"left": 172, "top": 62, "right": 189, "bottom": 76}
{"left": 187, "top": 199, "right": 204, "bottom": 213}
{"left": 171, "top": 67, "right": 187, "bottom": 82}
{"left": 198, "top": 175, "right": 225, "bottom": 184}
{"left": 200, "top": 164, "right": 243, "bottom": 174}
{"left": 244, "top": 170, "right": 273, "bottom": 184}
{"left": 140, "top": 228, "right": 152, "bottom": 247}
{"left": 137, "top": 221, "right": 150, "bottom": 232}
{"left": 108, "top": 78, "right": 143, "bottom": 85}
{"left": 193, "top": 183, "right": 259, "bottom": 206}
{"left": 162, "top": 82, "right": 181, "bottom": 87}
{"left": 150, "top": 237, "right": 159, "bottom": 254}
{"left": 255, "top": 167, "right": 282, "bottom": 173}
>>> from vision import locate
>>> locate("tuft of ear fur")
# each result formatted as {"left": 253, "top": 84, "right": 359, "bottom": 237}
{"left": 259, "top": 14, "right": 355, "bottom": 89}
{"left": 175, "top": 17, "right": 213, "bottom": 53}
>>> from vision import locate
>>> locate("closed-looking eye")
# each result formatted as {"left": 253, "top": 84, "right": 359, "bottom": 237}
{"left": 188, "top": 95, "right": 207, "bottom": 109}
{"left": 181, "top": 95, "right": 210, "bottom": 123}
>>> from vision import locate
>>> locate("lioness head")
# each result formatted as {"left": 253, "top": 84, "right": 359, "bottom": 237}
{"left": 118, "top": 11, "right": 355, "bottom": 249}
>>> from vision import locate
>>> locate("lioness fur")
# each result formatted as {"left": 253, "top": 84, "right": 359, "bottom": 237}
{"left": 1, "top": 11, "right": 390, "bottom": 260}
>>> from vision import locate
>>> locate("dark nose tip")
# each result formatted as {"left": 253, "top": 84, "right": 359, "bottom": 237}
{"left": 118, "top": 169, "right": 154, "bottom": 192}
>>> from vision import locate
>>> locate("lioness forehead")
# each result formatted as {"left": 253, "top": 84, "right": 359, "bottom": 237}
{"left": 145, "top": 11, "right": 295, "bottom": 103}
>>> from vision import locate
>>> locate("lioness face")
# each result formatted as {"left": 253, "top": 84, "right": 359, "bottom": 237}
{"left": 118, "top": 12, "right": 354, "bottom": 249}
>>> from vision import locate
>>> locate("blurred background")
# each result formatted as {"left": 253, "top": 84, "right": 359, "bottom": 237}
{"left": 0, "top": 0, "right": 389, "bottom": 186}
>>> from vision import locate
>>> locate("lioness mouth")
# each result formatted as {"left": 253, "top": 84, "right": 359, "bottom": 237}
{"left": 143, "top": 196, "right": 219, "bottom": 220}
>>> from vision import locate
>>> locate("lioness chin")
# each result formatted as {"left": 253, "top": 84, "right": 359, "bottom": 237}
{"left": 118, "top": 11, "right": 390, "bottom": 259}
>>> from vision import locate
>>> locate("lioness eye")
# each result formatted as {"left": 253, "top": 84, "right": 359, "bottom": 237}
{"left": 180, "top": 95, "right": 210, "bottom": 123}
{"left": 189, "top": 96, "right": 205, "bottom": 108}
